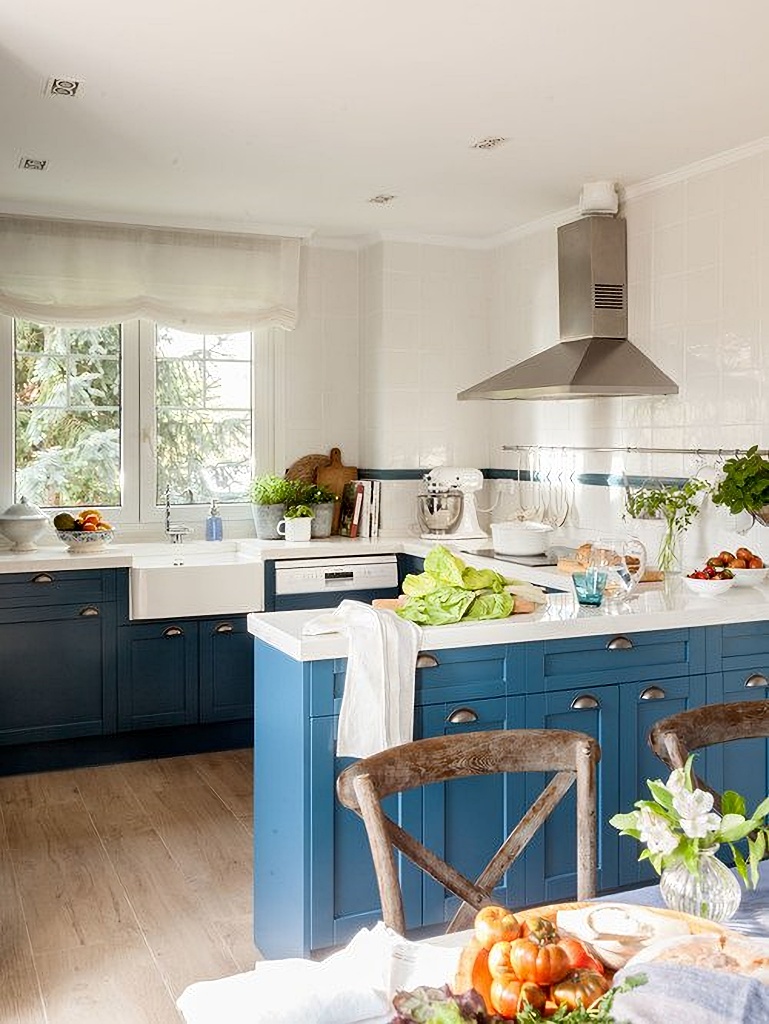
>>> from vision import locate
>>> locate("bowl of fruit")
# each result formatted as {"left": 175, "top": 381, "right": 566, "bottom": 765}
{"left": 683, "top": 558, "right": 735, "bottom": 596}
{"left": 53, "top": 509, "right": 114, "bottom": 552}
{"left": 708, "top": 547, "right": 768, "bottom": 587}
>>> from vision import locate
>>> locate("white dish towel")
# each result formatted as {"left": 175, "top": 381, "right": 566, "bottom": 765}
{"left": 303, "top": 599, "right": 422, "bottom": 758}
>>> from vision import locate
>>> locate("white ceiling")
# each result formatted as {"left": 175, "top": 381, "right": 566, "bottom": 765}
{"left": 3, "top": 1, "right": 769, "bottom": 242}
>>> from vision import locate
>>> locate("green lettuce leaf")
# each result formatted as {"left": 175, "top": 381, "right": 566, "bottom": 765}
{"left": 396, "top": 587, "right": 476, "bottom": 626}
{"left": 464, "top": 590, "right": 514, "bottom": 620}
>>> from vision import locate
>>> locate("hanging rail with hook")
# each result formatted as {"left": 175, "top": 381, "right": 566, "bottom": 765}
{"left": 502, "top": 445, "right": 768, "bottom": 457}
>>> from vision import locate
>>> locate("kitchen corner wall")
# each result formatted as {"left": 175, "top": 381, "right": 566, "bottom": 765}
{"left": 287, "top": 144, "right": 769, "bottom": 555}
{"left": 487, "top": 147, "right": 769, "bottom": 559}
{"left": 359, "top": 240, "right": 491, "bottom": 470}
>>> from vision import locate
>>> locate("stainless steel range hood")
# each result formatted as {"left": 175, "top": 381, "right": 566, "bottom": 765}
{"left": 458, "top": 215, "right": 678, "bottom": 401}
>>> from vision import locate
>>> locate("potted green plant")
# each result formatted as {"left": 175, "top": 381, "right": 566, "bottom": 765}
{"left": 249, "top": 473, "right": 296, "bottom": 539}
{"left": 624, "top": 477, "right": 710, "bottom": 573}
{"left": 278, "top": 503, "right": 314, "bottom": 542}
{"left": 299, "top": 483, "right": 337, "bottom": 538}
{"left": 711, "top": 446, "right": 769, "bottom": 526}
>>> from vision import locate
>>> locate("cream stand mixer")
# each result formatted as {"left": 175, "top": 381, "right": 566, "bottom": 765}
{"left": 417, "top": 467, "right": 488, "bottom": 540}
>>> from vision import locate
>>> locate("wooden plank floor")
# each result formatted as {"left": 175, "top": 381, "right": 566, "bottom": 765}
{"left": 0, "top": 749, "right": 258, "bottom": 1024}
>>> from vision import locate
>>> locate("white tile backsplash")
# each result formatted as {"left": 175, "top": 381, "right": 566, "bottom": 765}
{"left": 284, "top": 143, "right": 769, "bottom": 557}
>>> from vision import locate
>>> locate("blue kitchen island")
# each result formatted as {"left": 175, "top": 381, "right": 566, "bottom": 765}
{"left": 248, "top": 582, "right": 769, "bottom": 958}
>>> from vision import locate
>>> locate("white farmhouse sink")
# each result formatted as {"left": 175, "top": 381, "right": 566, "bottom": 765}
{"left": 130, "top": 550, "right": 264, "bottom": 619}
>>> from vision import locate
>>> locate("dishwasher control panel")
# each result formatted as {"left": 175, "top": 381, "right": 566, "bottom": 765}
{"left": 273, "top": 554, "right": 399, "bottom": 595}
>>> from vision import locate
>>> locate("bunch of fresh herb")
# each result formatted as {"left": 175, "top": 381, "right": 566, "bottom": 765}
{"left": 710, "top": 446, "right": 769, "bottom": 516}
{"left": 624, "top": 477, "right": 709, "bottom": 572}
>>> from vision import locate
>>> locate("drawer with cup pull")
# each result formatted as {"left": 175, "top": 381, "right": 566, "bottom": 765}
{"left": 529, "top": 627, "right": 706, "bottom": 692}
{"left": 0, "top": 568, "right": 114, "bottom": 613}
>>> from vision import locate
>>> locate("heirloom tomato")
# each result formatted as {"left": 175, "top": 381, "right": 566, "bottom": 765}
{"left": 489, "top": 978, "right": 546, "bottom": 1018}
{"left": 557, "top": 935, "right": 605, "bottom": 975}
{"left": 474, "top": 905, "right": 520, "bottom": 950}
{"left": 551, "top": 969, "right": 611, "bottom": 1010}
{"left": 508, "top": 936, "right": 570, "bottom": 986}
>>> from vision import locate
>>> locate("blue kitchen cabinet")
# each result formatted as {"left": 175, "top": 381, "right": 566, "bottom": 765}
{"left": 0, "top": 570, "right": 117, "bottom": 745}
{"left": 118, "top": 614, "right": 254, "bottom": 730}
{"left": 616, "top": 672, "right": 708, "bottom": 887}
{"left": 117, "top": 619, "right": 199, "bottom": 730}
{"left": 524, "top": 683, "right": 621, "bottom": 905}
{"left": 253, "top": 638, "right": 517, "bottom": 957}
{"left": 418, "top": 694, "right": 526, "bottom": 925}
{"left": 704, "top": 622, "right": 769, "bottom": 812}
{"left": 199, "top": 616, "right": 254, "bottom": 722}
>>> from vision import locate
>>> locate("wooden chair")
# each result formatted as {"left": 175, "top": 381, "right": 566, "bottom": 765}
{"left": 648, "top": 699, "right": 769, "bottom": 811}
{"left": 335, "top": 728, "right": 600, "bottom": 934}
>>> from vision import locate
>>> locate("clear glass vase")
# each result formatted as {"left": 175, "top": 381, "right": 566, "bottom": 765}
{"left": 659, "top": 846, "right": 741, "bottom": 922}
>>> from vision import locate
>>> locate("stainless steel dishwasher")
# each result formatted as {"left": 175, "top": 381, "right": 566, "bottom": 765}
{"left": 263, "top": 554, "right": 401, "bottom": 610}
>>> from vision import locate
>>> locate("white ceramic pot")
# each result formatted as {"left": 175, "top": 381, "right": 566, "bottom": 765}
{"left": 490, "top": 520, "right": 554, "bottom": 556}
{"left": 0, "top": 497, "right": 49, "bottom": 552}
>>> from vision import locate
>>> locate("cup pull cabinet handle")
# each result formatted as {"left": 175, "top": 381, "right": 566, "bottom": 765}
{"left": 78, "top": 605, "right": 100, "bottom": 617}
{"left": 162, "top": 625, "right": 184, "bottom": 638}
{"left": 745, "top": 674, "right": 769, "bottom": 688}
{"left": 214, "top": 623, "right": 234, "bottom": 634}
{"left": 640, "top": 685, "right": 666, "bottom": 701}
{"left": 571, "top": 694, "right": 600, "bottom": 710}
{"left": 446, "top": 707, "right": 479, "bottom": 725}
{"left": 416, "top": 653, "right": 439, "bottom": 670}
{"left": 32, "top": 572, "right": 53, "bottom": 584}
{"left": 606, "top": 636, "right": 633, "bottom": 651}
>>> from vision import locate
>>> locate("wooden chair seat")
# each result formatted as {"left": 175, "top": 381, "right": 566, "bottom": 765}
{"left": 336, "top": 728, "right": 600, "bottom": 934}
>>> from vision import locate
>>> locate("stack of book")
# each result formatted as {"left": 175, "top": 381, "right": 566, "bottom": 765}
{"left": 338, "top": 479, "right": 381, "bottom": 538}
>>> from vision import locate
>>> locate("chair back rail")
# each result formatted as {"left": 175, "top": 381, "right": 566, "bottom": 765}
{"left": 337, "top": 728, "right": 599, "bottom": 934}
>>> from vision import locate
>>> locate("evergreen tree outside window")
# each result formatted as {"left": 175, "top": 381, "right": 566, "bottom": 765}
{"left": 14, "top": 321, "right": 121, "bottom": 507}
{"left": 11, "top": 320, "right": 256, "bottom": 514}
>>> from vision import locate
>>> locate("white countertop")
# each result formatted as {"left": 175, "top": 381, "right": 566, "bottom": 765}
{"left": 246, "top": 576, "right": 769, "bottom": 661}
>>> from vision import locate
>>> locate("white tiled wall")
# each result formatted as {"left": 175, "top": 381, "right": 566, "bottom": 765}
{"left": 287, "top": 146, "right": 769, "bottom": 554}
{"left": 487, "top": 148, "right": 769, "bottom": 562}
{"left": 359, "top": 240, "right": 491, "bottom": 470}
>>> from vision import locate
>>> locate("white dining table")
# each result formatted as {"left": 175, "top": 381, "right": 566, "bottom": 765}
{"left": 178, "top": 867, "right": 769, "bottom": 1024}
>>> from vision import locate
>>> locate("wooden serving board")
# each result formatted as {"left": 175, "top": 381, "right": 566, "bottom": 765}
{"left": 316, "top": 447, "right": 358, "bottom": 533}
{"left": 455, "top": 900, "right": 730, "bottom": 1005}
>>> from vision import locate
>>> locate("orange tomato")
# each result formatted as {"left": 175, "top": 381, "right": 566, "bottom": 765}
{"left": 487, "top": 941, "right": 516, "bottom": 980}
{"left": 557, "top": 936, "right": 605, "bottom": 975}
{"left": 508, "top": 936, "right": 570, "bottom": 986}
{"left": 489, "top": 978, "right": 546, "bottom": 1018}
{"left": 551, "top": 969, "right": 611, "bottom": 1010}
{"left": 474, "top": 905, "right": 521, "bottom": 951}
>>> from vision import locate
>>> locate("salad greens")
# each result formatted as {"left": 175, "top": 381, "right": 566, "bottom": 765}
{"left": 395, "top": 546, "right": 546, "bottom": 626}
{"left": 391, "top": 978, "right": 647, "bottom": 1024}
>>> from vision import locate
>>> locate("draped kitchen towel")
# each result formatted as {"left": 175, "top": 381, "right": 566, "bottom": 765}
{"left": 303, "top": 599, "right": 422, "bottom": 758}
{"left": 612, "top": 963, "right": 769, "bottom": 1023}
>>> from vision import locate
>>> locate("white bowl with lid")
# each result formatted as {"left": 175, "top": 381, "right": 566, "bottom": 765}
{"left": 490, "top": 520, "right": 554, "bottom": 556}
{"left": 0, "top": 497, "right": 49, "bottom": 552}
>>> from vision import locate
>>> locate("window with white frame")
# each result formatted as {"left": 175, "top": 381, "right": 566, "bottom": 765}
{"left": 4, "top": 316, "right": 279, "bottom": 522}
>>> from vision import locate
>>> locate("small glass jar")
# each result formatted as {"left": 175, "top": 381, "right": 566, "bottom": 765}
{"left": 659, "top": 846, "right": 741, "bottom": 923}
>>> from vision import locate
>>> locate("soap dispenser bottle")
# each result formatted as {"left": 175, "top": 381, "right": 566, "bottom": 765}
{"left": 206, "top": 499, "right": 223, "bottom": 541}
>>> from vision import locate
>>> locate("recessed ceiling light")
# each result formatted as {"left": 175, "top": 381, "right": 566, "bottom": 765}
{"left": 368, "top": 194, "right": 397, "bottom": 205}
{"left": 470, "top": 136, "right": 509, "bottom": 150}
{"left": 46, "top": 77, "right": 81, "bottom": 97}
{"left": 19, "top": 157, "right": 48, "bottom": 171}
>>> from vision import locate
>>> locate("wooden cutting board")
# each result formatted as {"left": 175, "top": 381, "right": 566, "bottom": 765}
{"left": 316, "top": 447, "right": 358, "bottom": 533}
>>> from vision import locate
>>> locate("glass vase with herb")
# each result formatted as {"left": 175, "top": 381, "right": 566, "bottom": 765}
{"left": 624, "top": 477, "right": 710, "bottom": 574}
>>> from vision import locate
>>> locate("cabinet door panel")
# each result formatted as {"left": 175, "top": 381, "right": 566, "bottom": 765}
{"left": 0, "top": 602, "right": 115, "bottom": 744}
{"left": 117, "top": 621, "right": 198, "bottom": 730}
{"left": 525, "top": 685, "right": 620, "bottom": 904}
{"left": 712, "top": 673, "right": 769, "bottom": 814}
{"left": 199, "top": 616, "right": 253, "bottom": 722}
{"left": 310, "top": 716, "right": 422, "bottom": 951}
{"left": 419, "top": 695, "right": 526, "bottom": 924}
{"left": 617, "top": 674, "right": 707, "bottom": 886}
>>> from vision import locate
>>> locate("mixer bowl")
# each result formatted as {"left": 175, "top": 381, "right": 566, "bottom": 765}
{"left": 417, "top": 492, "right": 463, "bottom": 535}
